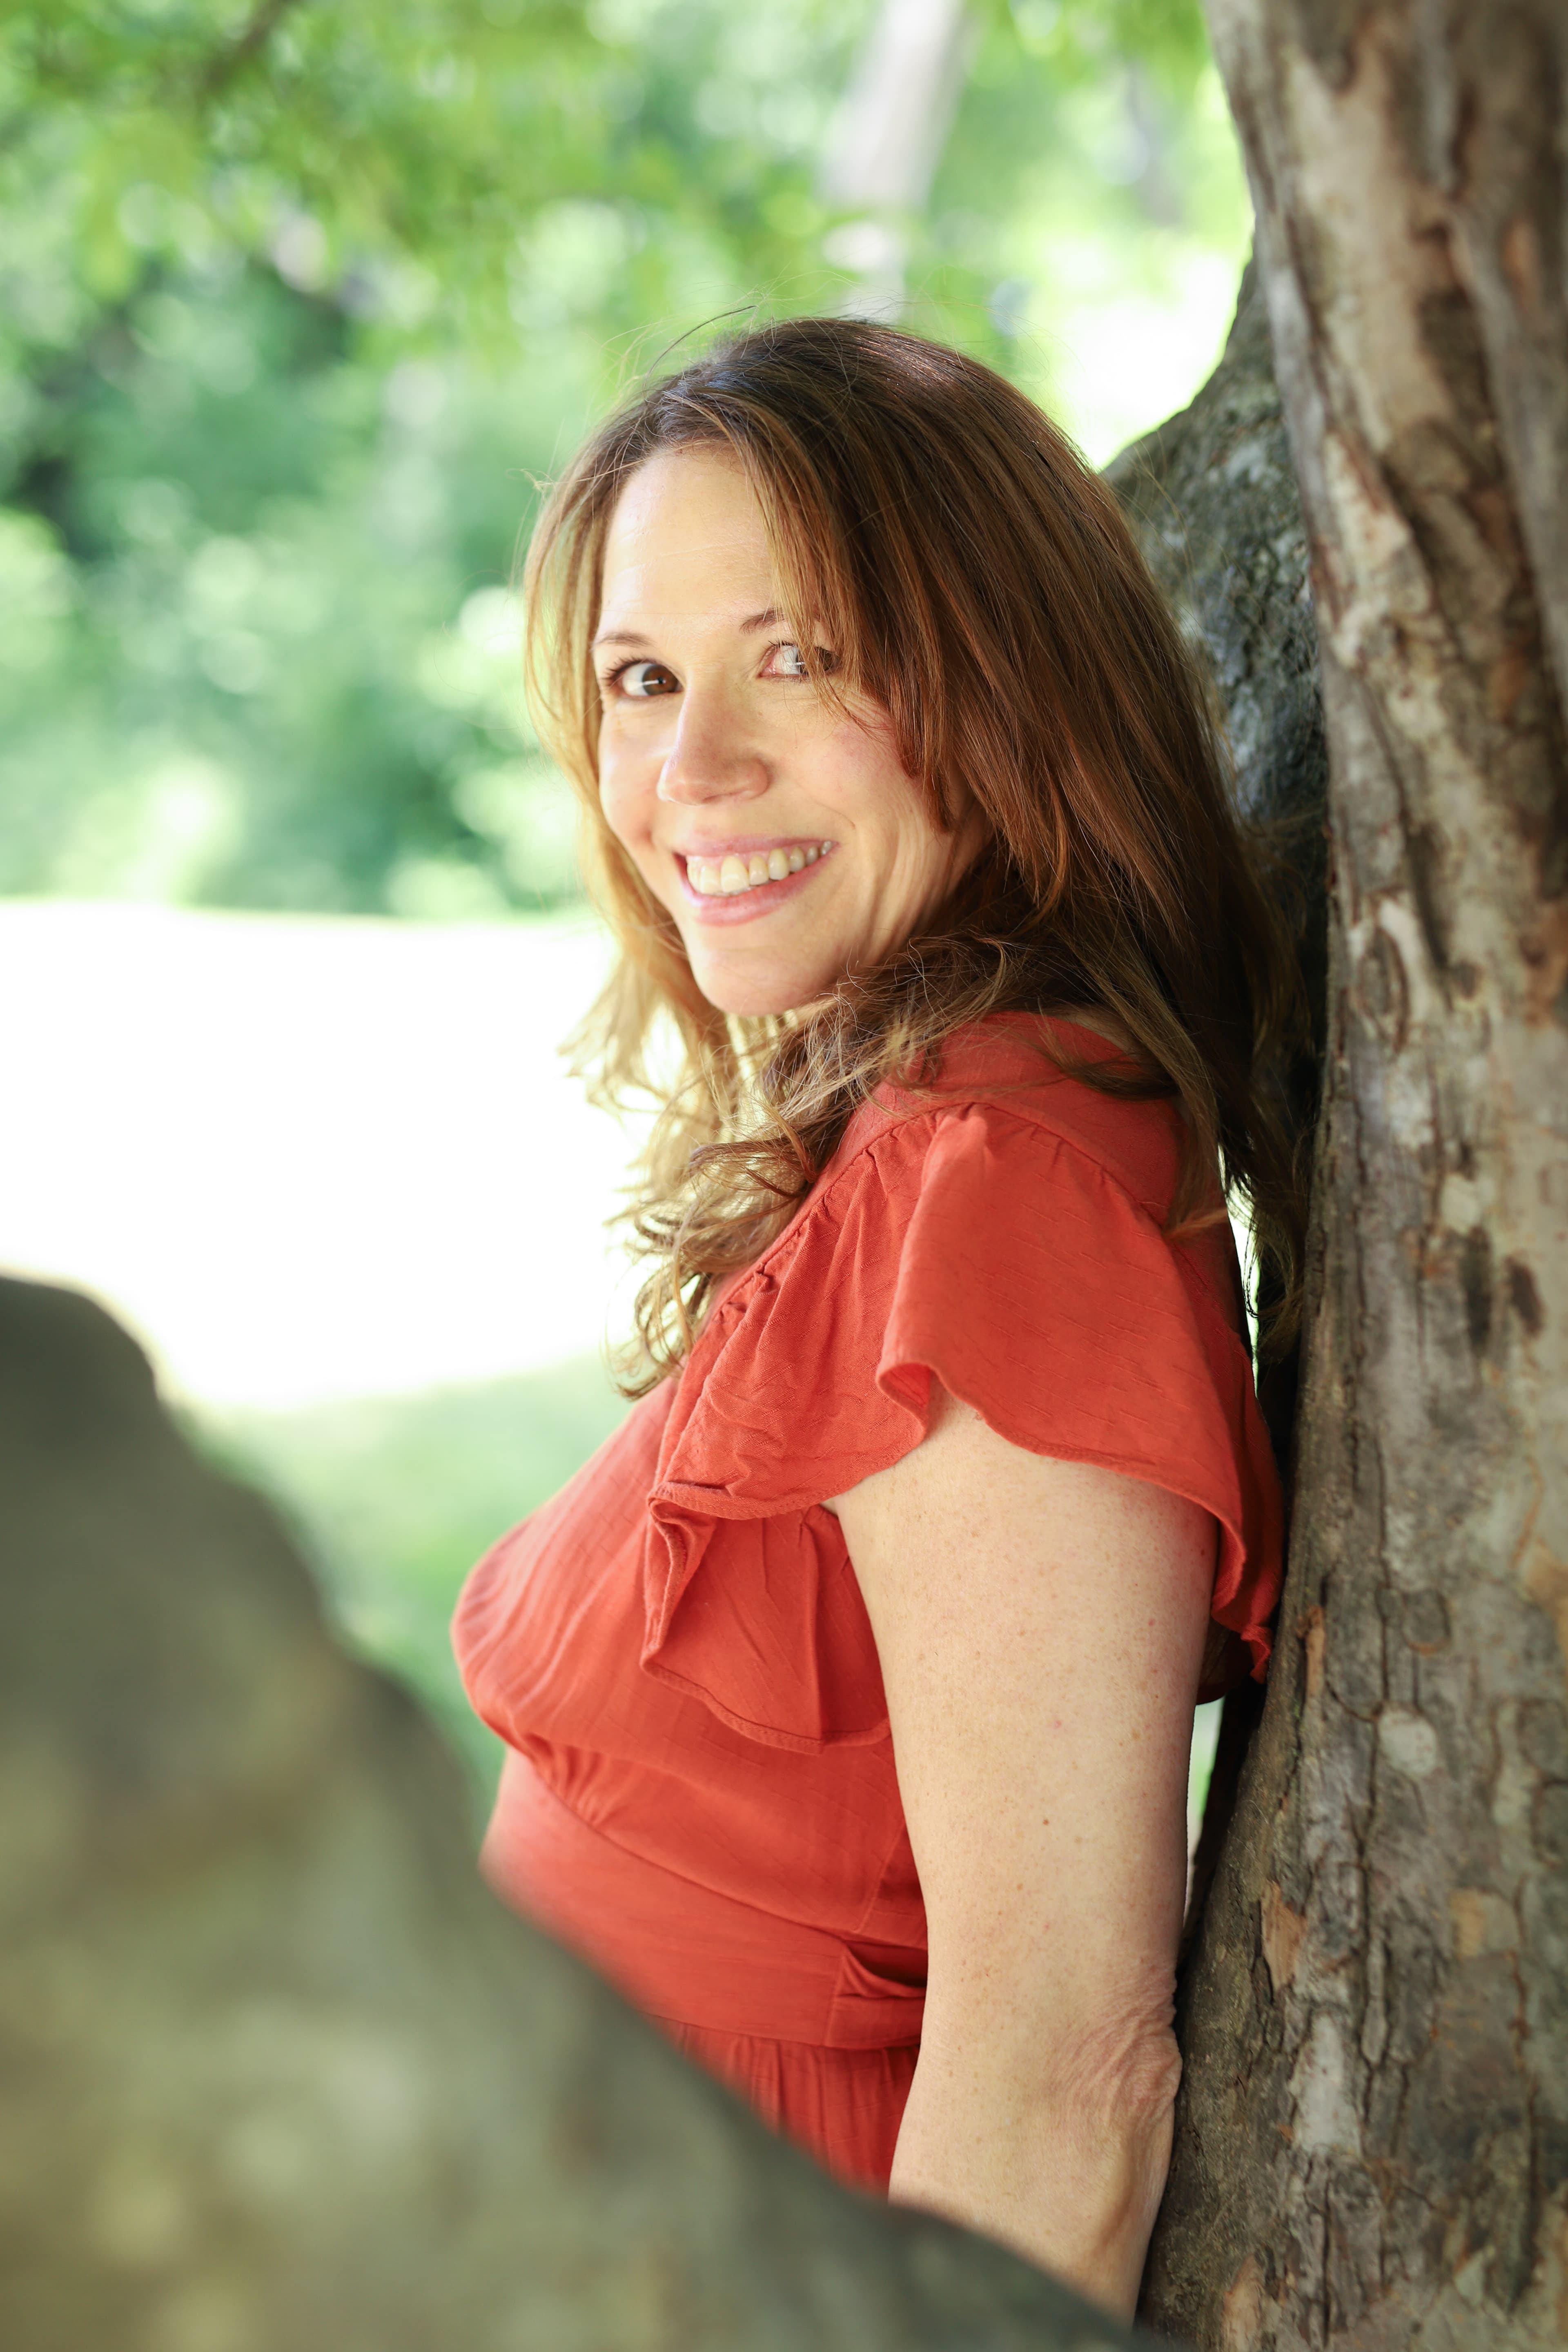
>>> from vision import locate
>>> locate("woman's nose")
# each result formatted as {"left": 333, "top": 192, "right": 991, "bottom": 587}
{"left": 657, "top": 690, "right": 768, "bottom": 805}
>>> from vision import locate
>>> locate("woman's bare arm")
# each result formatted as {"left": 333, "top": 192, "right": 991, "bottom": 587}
{"left": 833, "top": 1382, "right": 1215, "bottom": 2320}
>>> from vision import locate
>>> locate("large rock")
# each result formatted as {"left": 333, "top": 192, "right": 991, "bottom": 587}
{"left": 0, "top": 1273, "right": 1140, "bottom": 2352}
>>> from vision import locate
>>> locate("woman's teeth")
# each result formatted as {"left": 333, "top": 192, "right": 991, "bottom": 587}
{"left": 686, "top": 842, "right": 833, "bottom": 897}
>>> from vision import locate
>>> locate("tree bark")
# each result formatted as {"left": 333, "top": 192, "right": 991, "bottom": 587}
{"left": 0, "top": 1274, "right": 1143, "bottom": 2352}
{"left": 1143, "top": 4, "right": 1568, "bottom": 2345}
{"left": 1106, "top": 258, "right": 1324, "bottom": 874}
{"left": 1107, "top": 256, "right": 1327, "bottom": 1463}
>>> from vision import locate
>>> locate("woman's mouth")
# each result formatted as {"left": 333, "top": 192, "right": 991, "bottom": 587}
{"left": 675, "top": 840, "right": 835, "bottom": 921}
{"left": 684, "top": 841, "right": 833, "bottom": 897}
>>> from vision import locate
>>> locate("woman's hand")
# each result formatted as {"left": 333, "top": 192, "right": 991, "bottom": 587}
{"left": 833, "top": 1381, "right": 1216, "bottom": 2320}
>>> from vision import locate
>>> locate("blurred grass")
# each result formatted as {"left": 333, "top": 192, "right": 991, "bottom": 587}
{"left": 200, "top": 1356, "right": 628, "bottom": 1818}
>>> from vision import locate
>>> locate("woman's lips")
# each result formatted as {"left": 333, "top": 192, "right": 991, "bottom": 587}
{"left": 673, "top": 841, "right": 835, "bottom": 924}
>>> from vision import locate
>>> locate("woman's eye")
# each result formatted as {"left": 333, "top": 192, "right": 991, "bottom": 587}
{"left": 613, "top": 659, "right": 679, "bottom": 698}
{"left": 766, "top": 642, "right": 834, "bottom": 679}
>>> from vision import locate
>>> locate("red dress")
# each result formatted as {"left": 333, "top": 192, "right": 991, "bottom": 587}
{"left": 452, "top": 1015, "right": 1283, "bottom": 2192}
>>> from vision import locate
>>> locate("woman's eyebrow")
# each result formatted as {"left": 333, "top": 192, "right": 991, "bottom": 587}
{"left": 593, "top": 609, "right": 785, "bottom": 651}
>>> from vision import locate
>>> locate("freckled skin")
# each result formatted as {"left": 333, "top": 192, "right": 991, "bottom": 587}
{"left": 839, "top": 1387, "right": 1214, "bottom": 2319}
{"left": 594, "top": 448, "right": 986, "bottom": 1018}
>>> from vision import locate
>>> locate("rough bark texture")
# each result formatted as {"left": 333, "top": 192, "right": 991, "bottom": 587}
{"left": 0, "top": 1273, "right": 1143, "bottom": 2352}
{"left": 1107, "top": 260, "right": 1328, "bottom": 1464}
{"left": 1106, "top": 258, "right": 1325, "bottom": 865}
{"left": 1142, "top": 4, "right": 1568, "bottom": 2347}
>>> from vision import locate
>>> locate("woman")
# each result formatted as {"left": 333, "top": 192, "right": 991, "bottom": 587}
{"left": 454, "top": 318, "right": 1300, "bottom": 2319}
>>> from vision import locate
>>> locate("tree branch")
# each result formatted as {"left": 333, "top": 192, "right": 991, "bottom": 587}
{"left": 196, "top": 0, "right": 311, "bottom": 102}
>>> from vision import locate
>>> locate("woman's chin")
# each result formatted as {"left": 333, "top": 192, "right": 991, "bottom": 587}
{"left": 687, "top": 949, "right": 840, "bottom": 1021}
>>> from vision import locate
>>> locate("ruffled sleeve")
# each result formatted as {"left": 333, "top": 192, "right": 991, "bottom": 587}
{"left": 640, "top": 1095, "right": 1284, "bottom": 1748}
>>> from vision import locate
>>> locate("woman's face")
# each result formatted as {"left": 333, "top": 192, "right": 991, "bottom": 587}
{"left": 594, "top": 446, "right": 984, "bottom": 1017}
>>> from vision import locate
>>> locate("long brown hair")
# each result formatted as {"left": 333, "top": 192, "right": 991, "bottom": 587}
{"left": 523, "top": 317, "right": 1307, "bottom": 1392}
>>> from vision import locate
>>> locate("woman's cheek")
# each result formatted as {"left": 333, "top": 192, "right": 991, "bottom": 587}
{"left": 599, "top": 759, "right": 679, "bottom": 914}
{"left": 597, "top": 746, "right": 645, "bottom": 853}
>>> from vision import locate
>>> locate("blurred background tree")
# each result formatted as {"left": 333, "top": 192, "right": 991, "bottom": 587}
{"left": 0, "top": 0, "right": 1249, "bottom": 917}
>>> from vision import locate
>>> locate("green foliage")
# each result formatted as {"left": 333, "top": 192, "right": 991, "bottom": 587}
{"left": 0, "top": 0, "right": 1249, "bottom": 913}
{"left": 0, "top": 260, "right": 595, "bottom": 912}
{"left": 0, "top": 0, "right": 867, "bottom": 909}
{"left": 1, "top": 0, "right": 855, "bottom": 341}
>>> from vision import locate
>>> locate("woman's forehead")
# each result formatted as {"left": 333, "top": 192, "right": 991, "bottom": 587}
{"left": 598, "top": 448, "right": 776, "bottom": 631}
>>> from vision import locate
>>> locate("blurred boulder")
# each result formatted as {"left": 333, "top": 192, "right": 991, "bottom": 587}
{"left": 0, "top": 1274, "right": 1140, "bottom": 2352}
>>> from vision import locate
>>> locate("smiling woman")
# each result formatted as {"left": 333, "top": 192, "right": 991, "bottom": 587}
{"left": 591, "top": 446, "right": 987, "bottom": 1016}
{"left": 452, "top": 318, "right": 1305, "bottom": 2320}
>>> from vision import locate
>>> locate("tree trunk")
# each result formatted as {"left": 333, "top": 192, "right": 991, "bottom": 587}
{"left": 1106, "top": 255, "right": 1327, "bottom": 1466}
{"left": 1143, "top": 4, "right": 1568, "bottom": 2345}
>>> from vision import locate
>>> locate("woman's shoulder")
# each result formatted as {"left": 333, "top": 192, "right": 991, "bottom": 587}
{"left": 662, "top": 1008, "right": 1281, "bottom": 1694}
{"left": 684, "top": 1005, "right": 1237, "bottom": 1444}
{"left": 792, "top": 1008, "right": 1185, "bottom": 1245}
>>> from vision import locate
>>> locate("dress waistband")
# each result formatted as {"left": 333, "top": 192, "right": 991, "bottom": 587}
{"left": 481, "top": 1751, "right": 925, "bottom": 2050}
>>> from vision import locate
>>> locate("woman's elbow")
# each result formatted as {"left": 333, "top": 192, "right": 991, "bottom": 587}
{"left": 1026, "top": 2012, "right": 1184, "bottom": 2217}
{"left": 1045, "top": 2014, "right": 1183, "bottom": 2134}
{"left": 893, "top": 2012, "right": 1183, "bottom": 2315}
